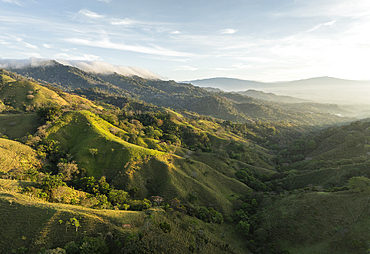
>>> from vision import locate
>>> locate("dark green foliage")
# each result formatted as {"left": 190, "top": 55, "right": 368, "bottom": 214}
{"left": 128, "top": 199, "right": 151, "bottom": 211}
{"left": 122, "top": 225, "right": 189, "bottom": 254}
{"left": 108, "top": 189, "right": 129, "bottom": 206}
{"left": 94, "top": 194, "right": 112, "bottom": 209}
{"left": 0, "top": 69, "right": 4, "bottom": 86}
{"left": 159, "top": 222, "right": 171, "bottom": 233}
{"left": 348, "top": 176, "right": 370, "bottom": 192}
{"left": 128, "top": 186, "right": 140, "bottom": 198}
{"left": 75, "top": 176, "right": 112, "bottom": 195}
{"left": 37, "top": 106, "right": 62, "bottom": 122}
{"left": 185, "top": 204, "right": 224, "bottom": 224}
{"left": 39, "top": 173, "right": 66, "bottom": 194}
{"left": 235, "top": 169, "right": 272, "bottom": 192}
{"left": 36, "top": 140, "right": 66, "bottom": 169}
{"left": 64, "top": 236, "right": 109, "bottom": 254}
{"left": 73, "top": 176, "right": 132, "bottom": 209}
{"left": 187, "top": 193, "right": 198, "bottom": 203}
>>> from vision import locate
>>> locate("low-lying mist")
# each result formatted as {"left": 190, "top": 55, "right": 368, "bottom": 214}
{"left": 58, "top": 60, "right": 161, "bottom": 80}
{"left": 0, "top": 58, "right": 161, "bottom": 80}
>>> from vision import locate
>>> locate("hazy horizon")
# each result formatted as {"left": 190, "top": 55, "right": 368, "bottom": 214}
{"left": 2, "top": 57, "right": 370, "bottom": 107}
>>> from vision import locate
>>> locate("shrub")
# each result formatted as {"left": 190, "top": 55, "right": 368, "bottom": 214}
{"left": 349, "top": 176, "right": 370, "bottom": 192}
{"left": 64, "top": 236, "right": 108, "bottom": 254}
{"left": 159, "top": 222, "right": 171, "bottom": 233}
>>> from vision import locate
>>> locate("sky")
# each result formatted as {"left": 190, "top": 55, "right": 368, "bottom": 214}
{"left": 1, "top": 0, "right": 370, "bottom": 82}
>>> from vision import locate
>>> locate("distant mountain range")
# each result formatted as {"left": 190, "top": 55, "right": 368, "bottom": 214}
{"left": 187, "top": 77, "right": 370, "bottom": 105}
{"left": 236, "top": 90, "right": 310, "bottom": 104}
{"left": 2, "top": 60, "right": 356, "bottom": 124}
{"left": 184, "top": 77, "right": 269, "bottom": 91}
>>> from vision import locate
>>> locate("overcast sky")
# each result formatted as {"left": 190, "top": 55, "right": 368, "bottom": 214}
{"left": 1, "top": 0, "right": 370, "bottom": 81}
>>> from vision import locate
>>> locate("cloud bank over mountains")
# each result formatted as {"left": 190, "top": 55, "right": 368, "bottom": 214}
{"left": 0, "top": 58, "right": 161, "bottom": 79}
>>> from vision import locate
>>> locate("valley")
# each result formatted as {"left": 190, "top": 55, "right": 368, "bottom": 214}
{"left": 1, "top": 64, "right": 370, "bottom": 254}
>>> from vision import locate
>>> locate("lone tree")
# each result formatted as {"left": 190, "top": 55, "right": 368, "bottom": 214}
{"left": 70, "top": 217, "right": 81, "bottom": 231}
{"left": 57, "top": 161, "right": 79, "bottom": 181}
{"left": 89, "top": 148, "right": 98, "bottom": 158}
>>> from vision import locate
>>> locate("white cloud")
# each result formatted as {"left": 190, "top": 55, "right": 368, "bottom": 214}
{"left": 24, "top": 42, "right": 38, "bottom": 49}
{"left": 12, "top": 36, "right": 39, "bottom": 50}
{"left": 43, "top": 44, "right": 52, "bottom": 48}
{"left": 54, "top": 53, "right": 102, "bottom": 61}
{"left": 111, "top": 18, "right": 136, "bottom": 26}
{"left": 210, "top": 67, "right": 233, "bottom": 71}
{"left": 111, "top": 18, "right": 180, "bottom": 36}
{"left": 323, "top": 20, "right": 336, "bottom": 26}
{"left": 176, "top": 65, "right": 198, "bottom": 71}
{"left": 219, "top": 29, "right": 237, "bottom": 35}
{"left": 1, "top": 0, "right": 22, "bottom": 6}
{"left": 209, "top": 63, "right": 250, "bottom": 72}
{"left": 0, "top": 38, "right": 10, "bottom": 45}
{"left": 308, "top": 20, "right": 336, "bottom": 32}
{"left": 232, "top": 63, "right": 250, "bottom": 69}
{"left": 64, "top": 37, "right": 193, "bottom": 57}
{"left": 97, "top": 0, "right": 111, "bottom": 3}
{"left": 78, "top": 9, "right": 104, "bottom": 19}
{"left": 236, "top": 56, "right": 273, "bottom": 64}
{"left": 281, "top": 0, "right": 370, "bottom": 19}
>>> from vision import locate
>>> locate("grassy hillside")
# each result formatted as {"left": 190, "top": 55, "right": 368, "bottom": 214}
{"left": 0, "top": 186, "right": 247, "bottom": 254}
{"left": 46, "top": 110, "right": 165, "bottom": 177}
{"left": 279, "top": 161, "right": 370, "bottom": 190}
{"left": 0, "top": 190, "right": 134, "bottom": 252}
{"left": 0, "top": 114, "right": 39, "bottom": 139}
{"left": 0, "top": 138, "right": 41, "bottom": 175}
{"left": 0, "top": 70, "right": 69, "bottom": 111}
{"left": 112, "top": 155, "right": 250, "bottom": 215}
{"left": 260, "top": 190, "right": 370, "bottom": 254}
{"left": 44, "top": 110, "right": 253, "bottom": 215}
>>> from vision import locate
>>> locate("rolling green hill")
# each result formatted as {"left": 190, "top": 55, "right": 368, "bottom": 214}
{"left": 0, "top": 69, "right": 69, "bottom": 112}
{"left": 0, "top": 114, "right": 39, "bottom": 139}
{"left": 0, "top": 138, "right": 41, "bottom": 176}
{"left": 44, "top": 110, "right": 253, "bottom": 215}
{"left": 45, "top": 110, "right": 165, "bottom": 177}
{"left": 260, "top": 190, "right": 370, "bottom": 254}
{"left": 0, "top": 177, "right": 247, "bottom": 254}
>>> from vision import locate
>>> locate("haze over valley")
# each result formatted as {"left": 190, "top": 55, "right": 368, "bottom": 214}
{"left": 188, "top": 76, "right": 370, "bottom": 106}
